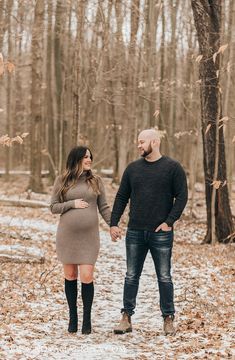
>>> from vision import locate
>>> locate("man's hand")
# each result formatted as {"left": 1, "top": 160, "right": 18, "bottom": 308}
{"left": 110, "top": 226, "right": 121, "bottom": 242}
{"left": 155, "top": 222, "right": 172, "bottom": 232}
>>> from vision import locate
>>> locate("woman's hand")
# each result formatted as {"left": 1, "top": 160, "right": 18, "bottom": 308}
{"left": 74, "top": 199, "right": 89, "bottom": 209}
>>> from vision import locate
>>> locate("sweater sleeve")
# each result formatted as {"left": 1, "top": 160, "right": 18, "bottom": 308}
{"left": 50, "top": 176, "right": 75, "bottom": 214}
{"left": 110, "top": 167, "right": 131, "bottom": 227}
{"left": 97, "top": 178, "right": 111, "bottom": 226}
{"left": 165, "top": 163, "right": 188, "bottom": 227}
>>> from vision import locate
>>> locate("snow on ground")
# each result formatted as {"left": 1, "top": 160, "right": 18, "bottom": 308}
{"left": 0, "top": 212, "right": 234, "bottom": 359}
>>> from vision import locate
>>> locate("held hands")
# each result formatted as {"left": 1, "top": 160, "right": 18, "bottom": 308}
{"left": 110, "top": 226, "right": 121, "bottom": 242}
{"left": 155, "top": 222, "right": 172, "bottom": 232}
{"left": 74, "top": 199, "right": 89, "bottom": 209}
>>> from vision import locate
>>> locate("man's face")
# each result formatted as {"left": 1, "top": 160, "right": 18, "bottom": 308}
{"left": 137, "top": 138, "right": 153, "bottom": 157}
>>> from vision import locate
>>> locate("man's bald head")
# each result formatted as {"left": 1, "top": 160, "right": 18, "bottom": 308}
{"left": 138, "top": 129, "right": 161, "bottom": 142}
{"left": 137, "top": 129, "right": 161, "bottom": 158}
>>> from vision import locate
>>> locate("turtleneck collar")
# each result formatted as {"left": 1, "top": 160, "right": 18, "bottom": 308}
{"left": 79, "top": 170, "right": 89, "bottom": 179}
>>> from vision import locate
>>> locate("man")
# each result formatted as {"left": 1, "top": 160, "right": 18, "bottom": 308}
{"left": 110, "top": 129, "right": 188, "bottom": 335}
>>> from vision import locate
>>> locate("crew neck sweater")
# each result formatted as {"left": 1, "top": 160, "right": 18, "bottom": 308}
{"left": 110, "top": 156, "right": 188, "bottom": 231}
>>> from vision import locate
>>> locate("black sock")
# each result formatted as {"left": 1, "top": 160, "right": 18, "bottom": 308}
{"left": 65, "top": 278, "right": 77, "bottom": 316}
{"left": 81, "top": 282, "right": 94, "bottom": 332}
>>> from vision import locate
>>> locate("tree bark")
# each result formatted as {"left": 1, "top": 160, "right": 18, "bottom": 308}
{"left": 5, "top": 0, "right": 13, "bottom": 181}
{"left": 168, "top": 0, "right": 180, "bottom": 156}
{"left": 54, "top": 0, "right": 67, "bottom": 172}
{"left": 0, "top": 0, "right": 5, "bottom": 51}
{"left": 45, "top": 0, "right": 56, "bottom": 182}
{"left": 72, "top": 1, "right": 85, "bottom": 147}
{"left": 191, "top": 0, "right": 234, "bottom": 243}
{"left": 29, "top": 0, "right": 44, "bottom": 192}
{"left": 143, "top": 0, "right": 160, "bottom": 127}
{"left": 223, "top": 0, "right": 235, "bottom": 196}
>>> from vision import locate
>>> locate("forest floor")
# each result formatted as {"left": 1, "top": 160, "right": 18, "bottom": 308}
{"left": 0, "top": 176, "right": 234, "bottom": 360}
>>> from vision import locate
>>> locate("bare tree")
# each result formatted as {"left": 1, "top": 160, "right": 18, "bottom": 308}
{"left": 0, "top": 0, "right": 5, "bottom": 51}
{"left": 5, "top": 0, "right": 14, "bottom": 180}
{"left": 29, "top": 0, "right": 44, "bottom": 192}
{"left": 54, "top": 0, "right": 67, "bottom": 172}
{"left": 191, "top": 0, "right": 234, "bottom": 243}
{"left": 0, "top": 0, "right": 234, "bottom": 228}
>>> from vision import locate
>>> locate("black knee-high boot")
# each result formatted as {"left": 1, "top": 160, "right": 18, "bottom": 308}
{"left": 65, "top": 279, "right": 78, "bottom": 333}
{"left": 81, "top": 282, "right": 94, "bottom": 334}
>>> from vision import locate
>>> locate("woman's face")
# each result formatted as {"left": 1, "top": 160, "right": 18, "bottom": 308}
{"left": 82, "top": 149, "right": 92, "bottom": 171}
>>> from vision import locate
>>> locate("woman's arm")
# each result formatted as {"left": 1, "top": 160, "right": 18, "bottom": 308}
{"left": 97, "top": 178, "right": 111, "bottom": 226}
{"left": 50, "top": 176, "right": 75, "bottom": 214}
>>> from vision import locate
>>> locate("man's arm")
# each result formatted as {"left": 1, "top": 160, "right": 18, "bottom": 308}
{"left": 165, "top": 162, "right": 188, "bottom": 227}
{"left": 110, "top": 168, "right": 131, "bottom": 240}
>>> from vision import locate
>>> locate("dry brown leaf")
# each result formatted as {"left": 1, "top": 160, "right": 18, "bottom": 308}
{"left": 213, "top": 52, "right": 217, "bottom": 63}
{"left": 195, "top": 55, "right": 203, "bottom": 63}
{"left": 0, "top": 135, "right": 11, "bottom": 146}
{"left": 0, "top": 53, "right": 4, "bottom": 76}
{"left": 205, "top": 124, "right": 211, "bottom": 134}
{"left": 217, "top": 44, "right": 228, "bottom": 54}
{"left": 12, "top": 136, "right": 24, "bottom": 145}
{"left": 21, "top": 132, "right": 29, "bottom": 138}
{"left": 222, "top": 180, "right": 227, "bottom": 187}
{"left": 211, "top": 180, "right": 222, "bottom": 189}
{"left": 5, "top": 61, "right": 15, "bottom": 73}
{"left": 219, "top": 116, "right": 229, "bottom": 123}
{"left": 153, "top": 109, "right": 160, "bottom": 118}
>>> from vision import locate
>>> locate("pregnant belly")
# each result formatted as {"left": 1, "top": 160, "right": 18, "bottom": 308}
{"left": 59, "top": 208, "right": 98, "bottom": 232}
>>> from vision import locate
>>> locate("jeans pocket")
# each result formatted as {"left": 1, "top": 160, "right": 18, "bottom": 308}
{"left": 152, "top": 230, "right": 173, "bottom": 246}
{"left": 158, "top": 228, "right": 172, "bottom": 233}
{"left": 126, "top": 229, "right": 142, "bottom": 245}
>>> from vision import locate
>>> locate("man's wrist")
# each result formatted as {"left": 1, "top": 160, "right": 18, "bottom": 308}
{"left": 165, "top": 219, "right": 174, "bottom": 227}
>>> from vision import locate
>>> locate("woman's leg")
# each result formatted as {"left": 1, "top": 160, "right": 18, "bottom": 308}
{"left": 79, "top": 264, "right": 94, "bottom": 334}
{"left": 63, "top": 264, "right": 78, "bottom": 333}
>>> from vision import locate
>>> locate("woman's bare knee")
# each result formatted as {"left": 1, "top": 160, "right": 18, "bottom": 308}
{"left": 80, "top": 273, "right": 93, "bottom": 283}
{"left": 63, "top": 264, "right": 78, "bottom": 280}
{"left": 79, "top": 265, "right": 94, "bottom": 283}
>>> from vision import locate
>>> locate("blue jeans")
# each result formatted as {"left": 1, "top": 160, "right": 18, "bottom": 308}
{"left": 121, "top": 229, "right": 175, "bottom": 317}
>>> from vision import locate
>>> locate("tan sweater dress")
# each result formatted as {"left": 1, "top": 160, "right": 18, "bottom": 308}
{"left": 50, "top": 173, "right": 111, "bottom": 265}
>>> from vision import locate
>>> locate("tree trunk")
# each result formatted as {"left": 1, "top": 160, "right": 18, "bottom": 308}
{"left": 168, "top": 0, "right": 180, "bottom": 156}
{"left": 0, "top": 0, "right": 5, "bottom": 51}
{"left": 159, "top": 0, "right": 165, "bottom": 132}
{"left": 114, "top": 0, "right": 130, "bottom": 180}
{"left": 5, "top": 0, "right": 13, "bottom": 181}
{"left": 46, "top": 0, "right": 56, "bottom": 182}
{"left": 191, "top": 0, "right": 234, "bottom": 243}
{"left": 54, "top": 0, "right": 67, "bottom": 172}
{"left": 223, "top": 0, "right": 235, "bottom": 196}
{"left": 29, "top": 0, "right": 44, "bottom": 192}
{"left": 143, "top": 0, "right": 160, "bottom": 127}
{"left": 72, "top": 1, "right": 85, "bottom": 147}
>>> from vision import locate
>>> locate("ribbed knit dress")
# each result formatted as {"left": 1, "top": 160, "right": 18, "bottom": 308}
{"left": 50, "top": 172, "right": 111, "bottom": 265}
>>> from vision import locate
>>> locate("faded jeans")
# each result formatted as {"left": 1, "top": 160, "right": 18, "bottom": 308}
{"left": 121, "top": 228, "right": 175, "bottom": 317}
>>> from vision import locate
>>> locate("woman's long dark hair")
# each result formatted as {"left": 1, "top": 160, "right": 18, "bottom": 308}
{"left": 58, "top": 146, "right": 100, "bottom": 201}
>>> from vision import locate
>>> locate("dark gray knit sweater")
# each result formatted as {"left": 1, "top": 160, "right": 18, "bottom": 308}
{"left": 110, "top": 156, "right": 188, "bottom": 231}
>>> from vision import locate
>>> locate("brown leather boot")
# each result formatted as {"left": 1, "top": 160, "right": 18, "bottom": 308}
{"left": 114, "top": 312, "right": 132, "bottom": 334}
{"left": 163, "top": 315, "right": 175, "bottom": 335}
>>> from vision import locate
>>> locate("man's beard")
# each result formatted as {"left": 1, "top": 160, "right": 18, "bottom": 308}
{"left": 141, "top": 144, "right": 153, "bottom": 157}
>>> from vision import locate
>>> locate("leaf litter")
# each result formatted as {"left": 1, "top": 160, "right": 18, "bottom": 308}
{"left": 0, "top": 177, "right": 234, "bottom": 359}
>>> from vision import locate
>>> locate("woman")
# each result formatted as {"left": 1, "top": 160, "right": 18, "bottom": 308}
{"left": 50, "top": 146, "right": 111, "bottom": 334}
